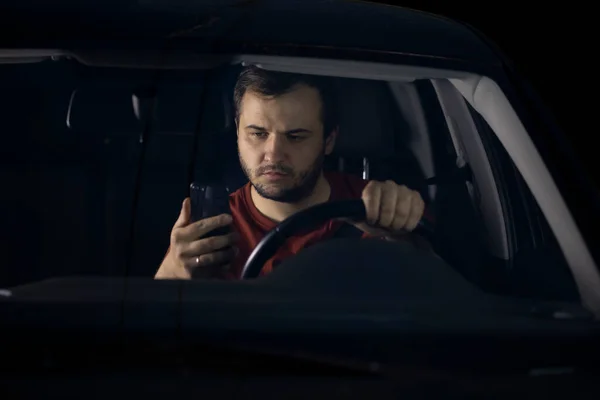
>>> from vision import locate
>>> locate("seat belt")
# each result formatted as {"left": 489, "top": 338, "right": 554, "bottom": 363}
{"left": 425, "top": 164, "right": 472, "bottom": 185}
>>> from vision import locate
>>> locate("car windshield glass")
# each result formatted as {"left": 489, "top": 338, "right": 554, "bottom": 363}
{"left": 0, "top": 54, "right": 583, "bottom": 313}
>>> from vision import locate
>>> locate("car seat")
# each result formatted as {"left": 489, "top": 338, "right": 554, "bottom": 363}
{"left": 66, "top": 84, "right": 143, "bottom": 278}
{"left": 212, "top": 69, "right": 429, "bottom": 200}
{"left": 325, "top": 77, "right": 429, "bottom": 201}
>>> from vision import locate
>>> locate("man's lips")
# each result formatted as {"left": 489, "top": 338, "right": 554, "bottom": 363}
{"left": 260, "top": 170, "right": 289, "bottom": 176}
{"left": 263, "top": 172, "right": 287, "bottom": 176}
{"left": 260, "top": 171, "right": 290, "bottom": 180}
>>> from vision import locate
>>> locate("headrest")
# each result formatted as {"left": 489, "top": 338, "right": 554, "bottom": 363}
{"left": 66, "top": 86, "right": 140, "bottom": 134}
{"left": 332, "top": 79, "right": 397, "bottom": 159}
{"left": 66, "top": 80, "right": 209, "bottom": 136}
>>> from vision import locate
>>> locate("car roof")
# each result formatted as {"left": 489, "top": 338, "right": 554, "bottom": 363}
{"left": 5, "top": 0, "right": 500, "bottom": 66}
{"left": 221, "top": 1, "right": 500, "bottom": 64}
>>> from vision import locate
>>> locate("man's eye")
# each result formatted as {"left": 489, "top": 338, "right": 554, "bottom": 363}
{"left": 288, "top": 135, "right": 305, "bottom": 141}
{"left": 251, "top": 131, "right": 267, "bottom": 138}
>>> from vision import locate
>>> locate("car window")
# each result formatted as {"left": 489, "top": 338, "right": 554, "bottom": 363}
{"left": 0, "top": 57, "right": 582, "bottom": 306}
{"left": 466, "top": 104, "right": 580, "bottom": 302}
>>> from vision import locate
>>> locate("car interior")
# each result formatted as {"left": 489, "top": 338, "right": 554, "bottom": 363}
{"left": 0, "top": 56, "right": 580, "bottom": 303}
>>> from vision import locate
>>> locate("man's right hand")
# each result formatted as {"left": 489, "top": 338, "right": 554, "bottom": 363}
{"left": 155, "top": 198, "right": 238, "bottom": 279}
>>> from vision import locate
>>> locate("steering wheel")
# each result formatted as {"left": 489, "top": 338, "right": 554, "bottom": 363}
{"left": 241, "top": 199, "right": 434, "bottom": 279}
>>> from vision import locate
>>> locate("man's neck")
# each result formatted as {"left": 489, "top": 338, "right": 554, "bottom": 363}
{"left": 250, "top": 173, "right": 331, "bottom": 223}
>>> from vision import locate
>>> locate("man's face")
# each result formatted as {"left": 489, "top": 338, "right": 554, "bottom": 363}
{"left": 237, "top": 84, "right": 336, "bottom": 203}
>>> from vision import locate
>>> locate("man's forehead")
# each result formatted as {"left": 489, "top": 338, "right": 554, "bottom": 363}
{"left": 239, "top": 84, "right": 323, "bottom": 124}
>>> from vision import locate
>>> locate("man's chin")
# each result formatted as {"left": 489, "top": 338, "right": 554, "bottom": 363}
{"left": 252, "top": 182, "right": 307, "bottom": 203}
{"left": 253, "top": 183, "right": 291, "bottom": 200}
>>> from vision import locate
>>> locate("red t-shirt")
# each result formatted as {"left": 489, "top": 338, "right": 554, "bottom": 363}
{"left": 161, "top": 172, "right": 434, "bottom": 279}
{"left": 225, "top": 171, "right": 371, "bottom": 279}
{"left": 223, "top": 171, "right": 434, "bottom": 280}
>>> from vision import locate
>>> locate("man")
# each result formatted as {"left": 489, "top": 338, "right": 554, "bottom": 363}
{"left": 155, "top": 66, "right": 433, "bottom": 280}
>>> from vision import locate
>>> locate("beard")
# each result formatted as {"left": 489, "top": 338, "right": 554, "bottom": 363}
{"left": 239, "top": 150, "right": 325, "bottom": 203}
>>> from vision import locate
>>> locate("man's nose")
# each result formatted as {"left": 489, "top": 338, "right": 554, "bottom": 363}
{"left": 263, "top": 134, "right": 287, "bottom": 162}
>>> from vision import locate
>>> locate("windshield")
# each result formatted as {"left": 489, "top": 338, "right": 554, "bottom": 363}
{"left": 0, "top": 55, "right": 583, "bottom": 312}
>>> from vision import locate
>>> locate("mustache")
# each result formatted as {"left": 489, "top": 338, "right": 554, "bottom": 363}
{"left": 256, "top": 164, "right": 293, "bottom": 176}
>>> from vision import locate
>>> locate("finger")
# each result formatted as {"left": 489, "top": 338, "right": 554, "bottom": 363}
{"left": 177, "top": 213, "right": 233, "bottom": 242}
{"left": 182, "top": 231, "right": 239, "bottom": 257}
{"left": 362, "top": 181, "right": 382, "bottom": 225}
{"left": 184, "top": 247, "right": 238, "bottom": 270}
{"left": 378, "top": 181, "right": 398, "bottom": 229}
{"left": 173, "top": 198, "right": 192, "bottom": 229}
{"left": 404, "top": 193, "right": 425, "bottom": 232}
{"left": 391, "top": 187, "right": 413, "bottom": 232}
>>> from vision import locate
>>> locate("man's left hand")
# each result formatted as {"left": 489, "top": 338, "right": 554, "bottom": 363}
{"left": 352, "top": 180, "right": 425, "bottom": 237}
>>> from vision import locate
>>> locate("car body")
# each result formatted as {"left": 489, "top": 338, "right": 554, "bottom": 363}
{"left": 1, "top": 0, "right": 599, "bottom": 396}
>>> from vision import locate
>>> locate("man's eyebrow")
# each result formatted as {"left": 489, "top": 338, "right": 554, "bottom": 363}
{"left": 285, "top": 128, "right": 312, "bottom": 135}
{"left": 245, "top": 124, "right": 267, "bottom": 131}
{"left": 244, "top": 125, "right": 312, "bottom": 134}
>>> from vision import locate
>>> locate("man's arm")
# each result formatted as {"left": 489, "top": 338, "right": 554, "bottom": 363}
{"left": 155, "top": 198, "right": 238, "bottom": 280}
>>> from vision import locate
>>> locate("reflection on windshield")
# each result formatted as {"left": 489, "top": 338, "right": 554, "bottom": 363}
{"left": 0, "top": 56, "right": 579, "bottom": 306}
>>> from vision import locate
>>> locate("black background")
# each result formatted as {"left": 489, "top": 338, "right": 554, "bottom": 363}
{"left": 1, "top": 1, "right": 596, "bottom": 186}
{"left": 372, "top": 1, "right": 597, "bottom": 187}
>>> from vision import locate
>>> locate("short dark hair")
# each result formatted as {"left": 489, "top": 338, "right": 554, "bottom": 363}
{"left": 233, "top": 66, "right": 337, "bottom": 137}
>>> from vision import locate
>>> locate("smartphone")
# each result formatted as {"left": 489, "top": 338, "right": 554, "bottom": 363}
{"left": 189, "top": 183, "right": 232, "bottom": 238}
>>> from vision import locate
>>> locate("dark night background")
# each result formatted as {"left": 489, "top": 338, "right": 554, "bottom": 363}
{"left": 373, "top": 1, "right": 597, "bottom": 187}
{"left": 0, "top": 1, "right": 596, "bottom": 186}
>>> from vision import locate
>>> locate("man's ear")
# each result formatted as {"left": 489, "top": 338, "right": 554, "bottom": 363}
{"left": 324, "top": 126, "right": 338, "bottom": 155}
